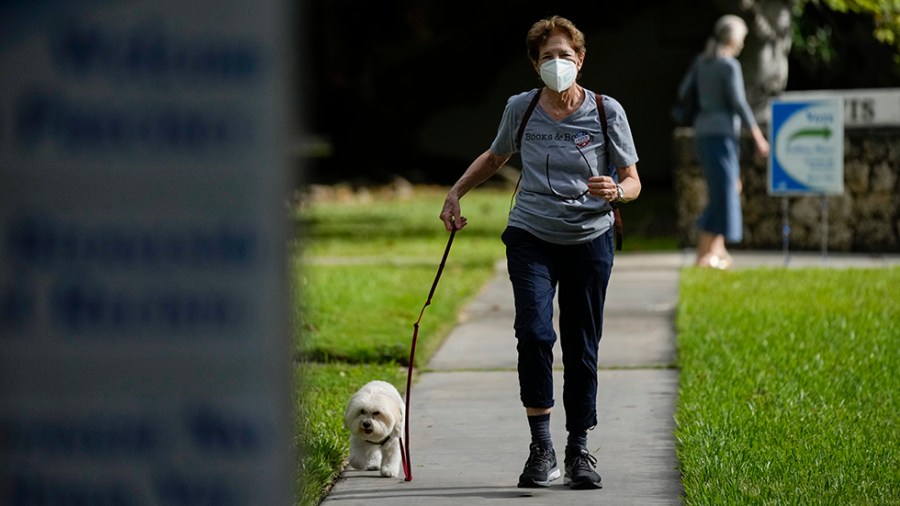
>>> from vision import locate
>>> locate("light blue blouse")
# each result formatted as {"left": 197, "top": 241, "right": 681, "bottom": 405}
{"left": 691, "top": 55, "right": 758, "bottom": 138}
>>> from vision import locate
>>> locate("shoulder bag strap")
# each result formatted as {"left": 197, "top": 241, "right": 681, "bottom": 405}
{"left": 515, "top": 88, "right": 543, "bottom": 150}
{"left": 509, "top": 89, "right": 543, "bottom": 209}
{"left": 596, "top": 93, "right": 623, "bottom": 251}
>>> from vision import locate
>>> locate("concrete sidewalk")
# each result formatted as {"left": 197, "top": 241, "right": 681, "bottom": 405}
{"left": 322, "top": 250, "right": 899, "bottom": 505}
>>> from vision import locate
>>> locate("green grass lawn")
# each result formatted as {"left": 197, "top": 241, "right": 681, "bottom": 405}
{"left": 297, "top": 263, "right": 494, "bottom": 363}
{"left": 676, "top": 267, "right": 900, "bottom": 505}
{"left": 294, "top": 187, "right": 511, "bottom": 364}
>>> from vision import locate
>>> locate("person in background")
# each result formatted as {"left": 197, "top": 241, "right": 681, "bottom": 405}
{"left": 680, "top": 14, "right": 770, "bottom": 269}
{"left": 440, "top": 15, "right": 641, "bottom": 490}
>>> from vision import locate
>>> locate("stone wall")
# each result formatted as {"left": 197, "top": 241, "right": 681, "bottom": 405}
{"left": 673, "top": 127, "right": 900, "bottom": 253}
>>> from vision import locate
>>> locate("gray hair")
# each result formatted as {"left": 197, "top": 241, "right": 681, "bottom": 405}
{"left": 703, "top": 15, "right": 748, "bottom": 58}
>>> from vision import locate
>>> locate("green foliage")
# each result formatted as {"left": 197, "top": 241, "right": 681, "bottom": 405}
{"left": 811, "top": 0, "right": 899, "bottom": 46}
{"left": 794, "top": 0, "right": 900, "bottom": 69}
{"left": 676, "top": 267, "right": 900, "bottom": 504}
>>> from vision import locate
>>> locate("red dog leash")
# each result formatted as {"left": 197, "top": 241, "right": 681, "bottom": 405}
{"left": 401, "top": 221, "right": 457, "bottom": 481}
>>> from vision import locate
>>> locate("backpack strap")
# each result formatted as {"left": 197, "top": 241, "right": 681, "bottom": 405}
{"left": 515, "top": 88, "right": 543, "bottom": 150}
{"left": 509, "top": 89, "right": 543, "bottom": 209}
{"left": 596, "top": 93, "right": 624, "bottom": 251}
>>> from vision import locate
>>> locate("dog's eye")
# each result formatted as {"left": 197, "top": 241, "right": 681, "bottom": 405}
{"left": 359, "top": 409, "right": 367, "bottom": 415}
{"left": 372, "top": 411, "right": 380, "bottom": 416}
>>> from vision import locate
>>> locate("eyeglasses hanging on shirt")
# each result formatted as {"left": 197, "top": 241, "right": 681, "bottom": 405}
{"left": 543, "top": 145, "right": 598, "bottom": 202}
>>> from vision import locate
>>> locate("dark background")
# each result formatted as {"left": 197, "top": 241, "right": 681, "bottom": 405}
{"left": 299, "top": 0, "right": 899, "bottom": 190}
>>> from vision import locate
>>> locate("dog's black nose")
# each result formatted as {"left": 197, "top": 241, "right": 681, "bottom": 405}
{"left": 362, "top": 421, "right": 371, "bottom": 429}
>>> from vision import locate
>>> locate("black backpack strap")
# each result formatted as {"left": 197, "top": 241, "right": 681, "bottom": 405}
{"left": 510, "top": 89, "right": 543, "bottom": 210}
{"left": 596, "top": 93, "right": 623, "bottom": 251}
{"left": 515, "top": 88, "right": 543, "bottom": 150}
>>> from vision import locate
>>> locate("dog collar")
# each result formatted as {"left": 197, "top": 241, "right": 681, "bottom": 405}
{"left": 366, "top": 435, "right": 393, "bottom": 446}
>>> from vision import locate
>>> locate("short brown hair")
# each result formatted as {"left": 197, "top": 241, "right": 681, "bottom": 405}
{"left": 525, "top": 16, "right": 586, "bottom": 62}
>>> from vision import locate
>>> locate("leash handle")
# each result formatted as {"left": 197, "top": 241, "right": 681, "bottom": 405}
{"left": 402, "top": 223, "right": 457, "bottom": 481}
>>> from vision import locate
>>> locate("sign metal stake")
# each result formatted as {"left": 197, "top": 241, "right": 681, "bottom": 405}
{"left": 820, "top": 194, "right": 829, "bottom": 264}
{"left": 781, "top": 197, "right": 791, "bottom": 267}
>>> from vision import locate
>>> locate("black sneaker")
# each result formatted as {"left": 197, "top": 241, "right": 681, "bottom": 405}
{"left": 564, "top": 446, "right": 602, "bottom": 489}
{"left": 517, "top": 443, "right": 560, "bottom": 488}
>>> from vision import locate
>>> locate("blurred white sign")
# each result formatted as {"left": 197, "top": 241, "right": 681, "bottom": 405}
{"left": 0, "top": 1, "right": 294, "bottom": 504}
{"left": 779, "top": 89, "right": 900, "bottom": 128}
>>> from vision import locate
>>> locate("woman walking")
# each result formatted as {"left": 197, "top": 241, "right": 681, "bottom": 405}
{"left": 440, "top": 15, "right": 641, "bottom": 489}
{"left": 678, "top": 14, "right": 770, "bottom": 268}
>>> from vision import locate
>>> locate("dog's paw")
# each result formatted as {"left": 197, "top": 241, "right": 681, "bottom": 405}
{"left": 380, "top": 466, "right": 400, "bottom": 478}
{"left": 347, "top": 453, "right": 370, "bottom": 472}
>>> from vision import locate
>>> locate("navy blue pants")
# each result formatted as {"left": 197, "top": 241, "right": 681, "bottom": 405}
{"left": 501, "top": 226, "right": 614, "bottom": 433}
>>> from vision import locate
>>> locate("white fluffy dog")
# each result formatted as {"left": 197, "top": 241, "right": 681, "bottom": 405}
{"left": 343, "top": 380, "right": 405, "bottom": 477}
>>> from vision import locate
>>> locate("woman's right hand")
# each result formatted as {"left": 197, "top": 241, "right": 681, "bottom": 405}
{"left": 440, "top": 193, "right": 467, "bottom": 231}
{"left": 439, "top": 149, "right": 508, "bottom": 232}
{"left": 752, "top": 127, "right": 770, "bottom": 158}
{"left": 756, "top": 137, "right": 770, "bottom": 158}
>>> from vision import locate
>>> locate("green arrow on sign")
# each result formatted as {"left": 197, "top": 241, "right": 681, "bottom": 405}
{"left": 789, "top": 127, "right": 832, "bottom": 143}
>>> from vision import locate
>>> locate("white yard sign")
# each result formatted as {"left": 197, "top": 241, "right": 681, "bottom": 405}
{"left": 0, "top": 1, "right": 294, "bottom": 503}
{"left": 780, "top": 88, "right": 900, "bottom": 128}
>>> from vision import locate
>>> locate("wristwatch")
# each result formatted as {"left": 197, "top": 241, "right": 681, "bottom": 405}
{"left": 615, "top": 184, "right": 624, "bottom": 203}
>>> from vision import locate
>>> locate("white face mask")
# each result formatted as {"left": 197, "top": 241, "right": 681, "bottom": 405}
{"left": 540, "top": 58, "right": 578, "bottom": 92}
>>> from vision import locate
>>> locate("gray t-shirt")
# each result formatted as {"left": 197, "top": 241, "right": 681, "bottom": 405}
{"left": 490, "top": 89, "right": 639, "bottom": 245}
